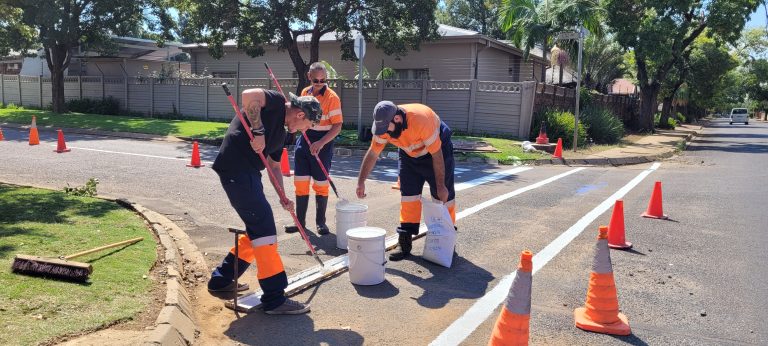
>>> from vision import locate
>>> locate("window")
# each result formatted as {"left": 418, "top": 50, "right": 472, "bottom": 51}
{"left": 393, "top": 68, "right": 429, "bottom": 80}
{"left": 212, "top": 71, "right": 236, "bottom": 78}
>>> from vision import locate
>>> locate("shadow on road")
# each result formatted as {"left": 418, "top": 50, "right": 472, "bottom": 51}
{"left": 224, "top": 309, "right": 365, "bottom": 346}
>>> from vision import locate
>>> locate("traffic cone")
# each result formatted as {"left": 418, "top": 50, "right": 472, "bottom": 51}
{"left": 29, "top": 116, "right": 39, "bottom": 146}
{"left": 535, "top": 121, "right": 549, "bottom": 144}
{"left": 574, "top": 226, "right": 631, "bottom": 336}
{"left": 54, "top": 130, "right": 71, "bottom": 153}
{"left": 488, "top": 250, "right": 533, "bottom": 346}
{"left": 280, "top": 148, "right": 292, "bottom": 177}
{"left": 552, "top": 138, "right": 563, "bottom": 159}
{"left": 391, "top": 177, "right": 400, "bottom": 190}
{"left": 0, "top": 128, "right": 4, "bottom": 141}
{"left": 607, "top": 200, "right": 632, "bottom": 250}
{"left": 187, "top": 141, "right": 204, "bottom": 168}
{"left": 641, "top": 181, "right": 667, "bottom": 219}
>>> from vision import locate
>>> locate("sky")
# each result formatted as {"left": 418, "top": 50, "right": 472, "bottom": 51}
{"left": 746, "top": 4, "right": 767, "bottom": 29}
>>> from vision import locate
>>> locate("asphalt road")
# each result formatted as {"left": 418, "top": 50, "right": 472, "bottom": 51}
{"left": 0, "top": 119, "right": 766, "bottom": 345}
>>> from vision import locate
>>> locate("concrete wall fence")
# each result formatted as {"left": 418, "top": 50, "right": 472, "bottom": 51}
{"left": 1, "top": 73, "right": 559, "bottom": 139}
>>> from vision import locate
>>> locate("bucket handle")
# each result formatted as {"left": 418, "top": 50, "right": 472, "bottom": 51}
{"left": 353, "top": 245, "right": 387, "bottom": 267}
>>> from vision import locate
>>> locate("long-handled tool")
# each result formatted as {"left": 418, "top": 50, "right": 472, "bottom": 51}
{"left": 12, "top": 237, "right": 144, "bottom": 282}
{"left": 221, "top": 83, "right": 324, "bottom": 267}
{"left": 228, "top": 227, "right": 247, "bottom": 318}
{"left": 264, "top": 63, "right": 342, "bottom": 200}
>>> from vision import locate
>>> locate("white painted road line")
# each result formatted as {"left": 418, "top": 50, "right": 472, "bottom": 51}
{"left": 234, "top": 167, "right": 585, "bottom": 311}
{"left": 49, "top": 144, "right": 212, "bottom": 164}
{"left": 430, "top": 162, "right": 661, "bottom": 346}
{"left": 455, "top": 167, "right": 532, "bottom": 192}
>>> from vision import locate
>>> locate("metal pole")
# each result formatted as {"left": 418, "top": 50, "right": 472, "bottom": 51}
{"left": 573, "top": 26, "right": 584, "bottom": 152}
{"left": 357, "top": 52, "right": 363, "bottom": 139}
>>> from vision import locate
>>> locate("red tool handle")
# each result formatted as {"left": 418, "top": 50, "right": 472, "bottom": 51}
{"left": 221, "top": 83, "right": 323, "bottom": 266}
{"left": 264, "top": 63, "right": 341, "bottom": 199}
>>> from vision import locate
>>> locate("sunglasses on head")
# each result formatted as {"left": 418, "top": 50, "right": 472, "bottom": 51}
{"left": 312, "top": 78, "right": 326, "bottom": 84}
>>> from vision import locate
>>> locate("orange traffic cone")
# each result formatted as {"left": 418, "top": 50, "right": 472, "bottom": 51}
{"left": 54, "top": 130, "right": 71, "bottom": 153}
{"left": 607, "top": 200, "right": 631, "bottom": 250}
{"left": 0, "top": 128, "right": 4, "bottom": 141}
{"left": 391, "top": 177, "right": 400, "bottom": 190}
{"left": 552, "top": 138, "right": 563, "bottom": 159}
{"left": 280, "top": 148, "right": 292, "bottom": 177}
{"left": 187, "top": 141, "right": 204, "bottom": 167}
{"left": 574, "top": 226, "right": 631, "bottom": 336}
{"left": 488, "top": 250, "right": 533, "bottom": 346}
{"left": 641, "top": 181, "right": 667, "bottom": 219}
{"left": 29, "top": 116, "right": 39, "bottom": 146}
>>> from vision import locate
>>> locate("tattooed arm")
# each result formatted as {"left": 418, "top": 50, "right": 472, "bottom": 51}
{"left": 241, "top": 89, "right": 267, "bottom": 153}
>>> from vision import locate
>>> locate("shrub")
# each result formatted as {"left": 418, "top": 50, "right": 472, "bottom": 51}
{"left": 66, "top": 97, "right": 120, "bottom": 115}
{"left": 579, "top": 87, "right": 594, "bottom": 111}
{"left": 581, "top": 106, "right": 625, "bottom": 144}
{"left": 530, "top": 108, "right": 587, "bottom": 149}
{"left": 5, "top": 103, "right": 22, "bottom": 110}
{"left": 654, "top": 113, "right": 678, "bottom": 129}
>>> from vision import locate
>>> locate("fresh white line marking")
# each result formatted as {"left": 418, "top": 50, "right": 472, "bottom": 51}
{"left": 236, "top": 167, "right": 585, "bottom": 310}
{"left": 51, "top": 145, "right": 212, "bottom": 164}
{"left": 429, "top": 163, "right": 661, "bottom": 346}
{"left": 455, "top": 167, "right": 532, "bottom": 192}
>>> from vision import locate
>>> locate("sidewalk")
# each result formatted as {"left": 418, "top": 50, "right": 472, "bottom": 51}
{"left": 531, "top": 123, "right": 702, "bottom": 166}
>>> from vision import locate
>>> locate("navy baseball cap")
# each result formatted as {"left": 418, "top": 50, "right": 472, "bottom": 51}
{"left": 372, "top": 101, "right": 398, "bottom": 135}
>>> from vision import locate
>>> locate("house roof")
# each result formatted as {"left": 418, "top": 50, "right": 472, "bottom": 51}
{"left": 608, "top": 78, "right": 637, "bottom": 94}
{"left": 79, "top": 36, "right": 186, "bottom": 62}
{"left": 180, "top": 24, "right": 549, "bottom": 63}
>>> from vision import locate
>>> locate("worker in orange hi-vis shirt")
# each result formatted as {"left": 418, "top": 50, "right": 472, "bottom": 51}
{"left": 285, "top": 62, "right": 343, "bottom": 236}
{"left": 356, "top": 101, "right": 456, "bottom": 261}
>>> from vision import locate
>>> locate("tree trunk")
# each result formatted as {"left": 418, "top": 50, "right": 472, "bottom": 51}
{"left": 660, "top": 96, "right": 673, "bottom": 129}
{"left": 638, "top": 85, "right": 659, "bottom": 131}
{"left": 45, "top": 45, "right": 72, "bottom": 114}
{"left": 558, "top": 65, "right": 564, "bottom": 85}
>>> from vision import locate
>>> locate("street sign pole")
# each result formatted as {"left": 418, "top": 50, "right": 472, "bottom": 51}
{"left": 573, "top": 26, "right": 584, "bottom": 152}
{"left": 355, "top": 35, "right": 366, "bottom": 140}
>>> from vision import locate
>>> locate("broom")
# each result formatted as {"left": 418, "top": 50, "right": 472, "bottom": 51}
{"left": 11, "top": 237, "right": 144, "bottom": 282}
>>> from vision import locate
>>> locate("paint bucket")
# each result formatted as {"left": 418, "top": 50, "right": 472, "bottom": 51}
{"left": 335, "top": 201, "right": 368, "bottom": 249}
{"left": 347, "top": 227, "right": 386, "bottom": 286}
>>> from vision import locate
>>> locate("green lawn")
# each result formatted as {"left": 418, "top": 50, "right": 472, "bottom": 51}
{"left": 0, "top": 107, "right": 229, "bottom": 139}
{"left": 0, "top": 184, "right": 157, "bottom": 346}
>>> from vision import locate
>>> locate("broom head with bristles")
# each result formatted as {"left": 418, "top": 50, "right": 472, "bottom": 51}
{"left": 12, "top": 254, "right": 93, "bottom": 282}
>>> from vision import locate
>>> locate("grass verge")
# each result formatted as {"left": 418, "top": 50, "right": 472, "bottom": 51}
{"left": 0, "top": 108, "right": 229, "bottom": 139}
{"left": 0, "top": 184, "right": 157, "bottom": 346}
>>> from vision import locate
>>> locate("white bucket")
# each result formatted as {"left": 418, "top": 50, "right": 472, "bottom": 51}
{"left": 347, "top": 227, "right": 386, "bottom": 285}
{"left": 335, "top": 201, "right": 368, "bottom": 249}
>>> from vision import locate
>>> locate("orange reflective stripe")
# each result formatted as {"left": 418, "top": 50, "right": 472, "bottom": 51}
{"left": 253, "top": 243, "right": 285, "bottom": 280}
{"left": 312, "top": 181, "right": 329, "bottom": 196}
{"left": 294, "top": 177, "right": 311, "bottom": 196}
{"left": 447, "top": 202, "right": 457, "bottom": 224}
{"left": 229, "top": 234, "right": 256, "bottom": 263}
{"left": 400, "top": 199, "right": 422, "bottom": 224}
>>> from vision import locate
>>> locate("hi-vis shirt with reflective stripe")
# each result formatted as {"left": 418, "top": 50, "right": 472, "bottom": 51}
{"left": 370, "top": 103, "right": 442, "bottom": 158}
{"left": 301, "top": 85, "right": 343, "bottom": 131}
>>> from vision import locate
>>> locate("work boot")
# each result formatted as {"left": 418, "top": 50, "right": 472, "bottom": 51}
{"left": 207, "top": 282, "right": 250, "bottom": 300}
{"left": 264, "top": 298, "right": 311, "bottom": 315}
{"left": 389, "top": 229, "right": 413, "bottom": 261}
{"left": 315, "top": 195, "right": 330, "bottom": 235}
{"left": 285, "top": 195, "right": 310, "bottom": 233}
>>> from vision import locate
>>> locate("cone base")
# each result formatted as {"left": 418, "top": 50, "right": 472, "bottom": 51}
{"left": 54, "top": 149, "right": 71, "bottom": 153}
{"left": 608, "top": 241, "right": 632, "bottom": 250}
{"left": 187, "top": 164, "right": 205, "bottom": 168}
{"left": 641, "top": 212, "right": 668, "bottom": 219}
{"left": 574, "top": 307, "right": 631, "bottom": 336}
{"left": 29, "top": 142, "right": 39, "bottom": 146}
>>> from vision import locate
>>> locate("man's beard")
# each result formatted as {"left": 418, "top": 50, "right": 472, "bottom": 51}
{"left": 388, "top": 122, "right": 405, "bottom": 138}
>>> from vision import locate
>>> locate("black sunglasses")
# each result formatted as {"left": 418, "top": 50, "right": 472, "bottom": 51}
{"left": 312, "top": 79, "right": 326, "bottom": 84}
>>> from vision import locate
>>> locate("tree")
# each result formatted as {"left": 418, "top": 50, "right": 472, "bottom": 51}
{"left": 686, "top": 36, "right": 739, "bottom": 113}
{"left": 436, "top": 0, "right": 504, "bottom": 39}
{"left": 567, "top": 33, "right": 627, "bottom": 93}
{"left": 604, "top": 0, "right": 761, "bottom": 130}
{"left": 3, "top": 1, "right": 173, "bottom": 113}
{"left": 734, "top": 28, "right": 768, "bottom": 61}
{"left": 500, "top": 0, "right": 603, "bottom": 81}
{"left": 175, "top": 0, "right": 440, "bottom": 93}
{"left": 0, "top": 4, "right": 36, "bottom": 58}
{"left": 744, "top": 58, "right": 768, "bottom": 110}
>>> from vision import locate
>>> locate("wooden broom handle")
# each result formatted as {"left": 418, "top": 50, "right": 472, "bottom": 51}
{"left": 63, "top": 237, "right": 144, "bottom": 260}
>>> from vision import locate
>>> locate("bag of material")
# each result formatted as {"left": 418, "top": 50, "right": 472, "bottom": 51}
{"left": 421, "top": 198, "right": 457, "bottom": 268}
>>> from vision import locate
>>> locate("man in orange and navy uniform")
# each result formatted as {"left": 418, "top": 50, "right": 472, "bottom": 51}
{"left": 356, "top": 101, "right": 456, "bottom": 261}
{"left": 285, "top": 62, "right": 343, "bottom": 236}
